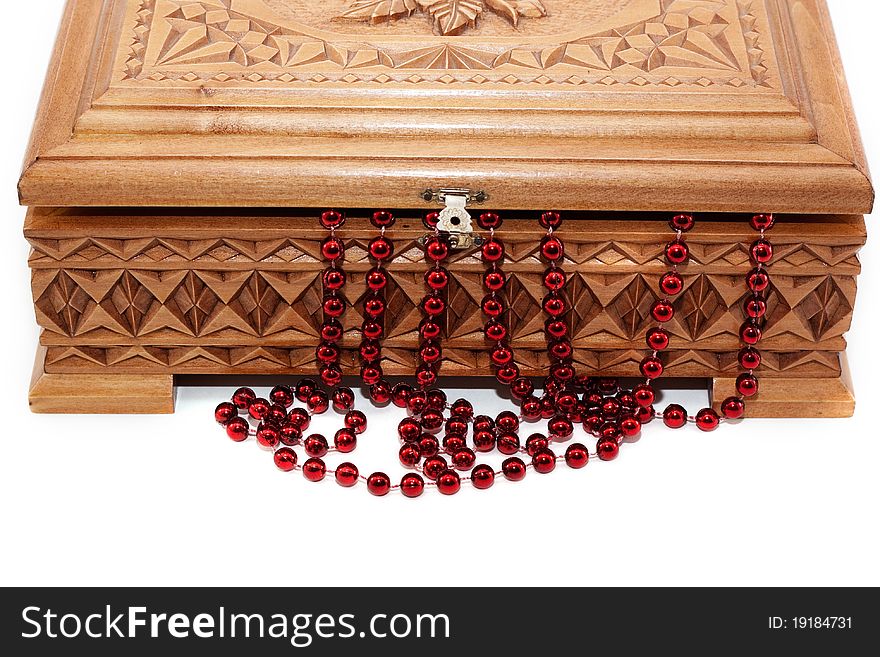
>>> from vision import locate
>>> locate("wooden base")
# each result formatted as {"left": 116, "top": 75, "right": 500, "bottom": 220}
{"left": 29, "top": 347, "right": 175, "bottom": 414}
{"left": 711, "top": 354, "right": 855, "bottom": 418}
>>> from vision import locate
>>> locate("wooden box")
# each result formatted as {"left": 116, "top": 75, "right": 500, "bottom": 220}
{"left": 20, "top": 0, "right": 873, "bottom": 415}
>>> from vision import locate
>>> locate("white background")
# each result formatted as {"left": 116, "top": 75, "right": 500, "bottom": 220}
{"left": 0, "top": 1, "right": 877, "bottom": 587}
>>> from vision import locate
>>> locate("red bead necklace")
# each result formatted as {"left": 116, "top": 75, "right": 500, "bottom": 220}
{"left": 214, "top": 209, "right": 774, "bottom": 496}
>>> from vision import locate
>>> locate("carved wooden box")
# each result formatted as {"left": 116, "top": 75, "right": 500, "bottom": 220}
{"left": 20, "top": 0, "right": 873, "bottom": 415}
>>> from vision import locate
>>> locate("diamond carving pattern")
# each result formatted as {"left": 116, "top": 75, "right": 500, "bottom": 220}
{"left": 167, "top": 271, "right": 220, "bottom": 335}
{"left": 796, "top": 277, "right": 853, "bottom": 341}
{"left": 35, "top": 272, "right": 92, "bottom": 336}
{"left": 121, "top": 0, "right": 773, "bottom": 87}
{"left": 100, "top": 272, "right": 157, "bottom": 336}
{"left": 229, "top": 273, "right": 284, "bottom": 335}
{"left": 677, "top": 274, "right": 726, "bottom": 339}
{"left": 608, "top": 275, "right": 658, "bottom": 339}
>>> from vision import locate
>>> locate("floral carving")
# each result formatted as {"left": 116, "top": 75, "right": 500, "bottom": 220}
{"left": 340, "top": 0, "right": 548, "bottom": 36}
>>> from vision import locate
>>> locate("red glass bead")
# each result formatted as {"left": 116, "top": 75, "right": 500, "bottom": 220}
{"left": 321, "top": 320, "right": 344, "bottom": 343}
{"left": 484, "top": 270, "right": 506, "bottom": 292}
{"left": 493, "top": 411, "right": 517, "bottom": 433}
{"left": 602, "top": 398, "right": 621, "bottom": 418}
{"left": 659, "top": 271, "right": 684, "bottom": 296}
{"left": 449, "top": 398, "right": 473, "bottom": 420}
{"left": 343, "top": 410, "right": 366, "bottom": 434}
{"left": 646, "top": 327, "right": 670, "bottom": 351}
{"left": 273, "top": 447, "right": 297, "bottom": 472}
{"left": 359, "top": 340, "right": 381, "bottom": 363}
{"left": 485, "top": 321, "right": 507, "bottom": 342}
{"left": 398, "top": 417, "right": 422, "bottom": 442}
{"left": 426, "top": 389, "right": 447, "bottom": 411}
{"left": 422, "top": 295, "right": 446, "bottom": 316}
{"left": 548, "top": 415, "right": 574, "bottom": 441}
{"left": 548, "top": 339, "right": 573, "bottom": 361}
{"left": 364, "top": 295, "right": 386, "bottom": 318}
{"left": 279, "top": 423, "right": 301, "bottom": 446}
{"left": 232, "top": 386, "right": 256, "bottom": 410}
{"left": 747, "top": 268, "right": 771, "bottom": 293}
{"left": 360, "top": 365, "right": 382, "bottom": 386}
{"left": 367, "top": 472, "right": 391, "bottom": 496}
{"left": 423, "top": 211, "right": 440, "bottom": 230}
{"left": 365, "top": 268, "right": 387, "bottom": 291}
{"left": 497, "top": 432, "right": 520, "bottom": 455}
{"left": 532, "top": 449, "right": 556, "bottom": 474}
{"left": 471, "top": 464, "right": 495, "bottom": 489}
{"left": 443, "top": 435, "right": 466, "bottom": 456}
{"left": 670, "top": 213, "right": 695, "bottom": 232}
{"left": 399, "top": 442, "right": 422, "bottom": 468}
{"left": 335, "top": 462, "right": 359, "bottom": 487}
{"left": 543, "top": 269, "right": 566, "bottom": 291}
{"left": 391, "top": 383, "right": 413, "bottom": 409}
{"left": 598, "top": 378, "right": 619, "bottom": 395}
{"left": 736, "top": 373, "right": 759, "bottom": 397}
{"left": 316, "top": 342, "right": 339, "bottom": 364}
{"left": 321, "top": 237, "right": 345, "bottom": 261}
{"left": 744, "top": 297, "right": 767, "bottom": 319}
{"left": 425, "top": 237, "right": 449, "bottom": 262}
{"left": 400, "top": 473, "right": 425, "bottom": 498}
{"left": 421, "top": 409, "right": 445, "bottom": 432}
{"left": 320, "top": 209, "right": 345, "bottom": 229}
{"left": 320, "top": 362, "right": 342, "bottom": 387}
{"left": 361, "top": 320, "right": 383, "bottom": 340}
{"left": 369, "top": 236, "right": 394, "bottom": 261}
{"left": 662, "top": 404, "right": 687, "bottom": 429}
{"left": 525, "top": 433, "right": 549, "bottom": 457}
{"left": 437, "top": 470, "right": 461, "bottom": 495}
{"left": 482, "top": 296, "right": 504, "bottom": 318}
{"left": 247, "top": 398, "right": 270, "bottom": 421}
{"left": 502, "top": 457, "right": 527, "bottom": 482}
{"left": 640, "top": 356, "right": 664, "bottom": 379}
{"left": 619, "top": 414, "right": 641, "bottom": 438}
{"left": 420, "top": 341, "right": 442, "bottom": 365}
{"left": 445, "top": 416, "right": 468, "bottom": 437}
{"left": 481, "top": 239, "right": 505, "bottom": 263}
{"left": 225, "top": 417, "right": 249, "bottom": 442}
{"left": 473, "top": 415, "right": 495, "bottom": 433}
{"left": 750, "top": 239, "right": 773, "bottom": 264}
{"left": 423, "top": 456, "right": 448, "bottom": 481}
{"left": 370, "top": 380, "right": 392, "bottom": 405}
{"left": 565, "top": 443, "right": 589, "bottom": 469}
{"left": 490, "top": 344, "right": 513, "bottom": 367}
{"left": 554, "top": 391, "right": 578, "bottom": 414}
{"left": 473, "top": 430, "right": 495, "bottom": 453}
{"left": 477, "top": 212, "right": 503, "bottom": 230}
{"left": 302, "top": 457, "right": 326, "bottom": 482}
{"left": 322, "top": 295, "right": 345, "bottom": 318}
{"left": 539, "top": 211, "right": 562, "bottom": 230}
{"left": 323, "top": 267, "right": 346, "bottom": 291}
{"left": 545, "top": 319, "right": 568, "bottom": 339}
{"left": 596, "top": 439, "right": 619, "bottom": 461}
{"left": 295, "top": 379, "right": 317, "bottom": 403}
{"left": 721, "top": 396, "right": 746, "bottom": 419}
{"left": 695, "top": 408, "right": 720, "bottom": 432}
{"left": 540, "top": 395, "right": 557, "bottom": 418}
{"left": 406, "top": 390, "right": 428, "bottom": 415}
{"left": 452, "top": 448, "right": 476, "bottom": 471}
{"left": 269, "top": 385, "right": 294, "bottom": 408}
{"left": 636, "top": 405, "right": 655, "bottom": 424}
{"left": 215, "top": 402, "right": 237, "bottom": 424}
{"left": 740, "top": 321, "right": 762, "bottom": 345}
{"left": 739, "top": 347, "right": 762, "bottom": 370}
{"left": 418, "top": 433, "right": 440, "bottom": 459}
{"left": 665, "top": 239, "right": 689, "bottom": 264}
{"left": 424, "top": 267, "right": 449, "bottom": 291}
{"left": 521, "top": 397, "right": 542, "bottom": 421}
{"left": 599, "top": 421, "right": 621, "bottom": 443}
{"left": 750, "top": 213, "right": 775, "bottom": 231}
{"left": 256, "top": 423, "right": 280, "bottom": 449}
{"left": 307, "top": 390, "right": 330, "bottom": 414}
{"left": 266, "top": 404, "right": 287, "bottom": 426}
{"left": 651, "top": 300, "right": 674, "bottom": 323}
{"left": 617, "top": 391, "right": 637, "bottom": 410}
{"left": 287, "top": 407, "right": 310, "bottom": 431}
{"left": 541, "top": 236, "right": 564, "bottom": 261}
{"left": 371, "top": 210, "right": 395, "bottom": 228}
{"left": 510, "top": 377, "right": 534, "bottom": 401}
{"left": 304, "top": 434, "right": 329, "bottom": 458}
{"left": 549, "top": 363, "right": 574, "bottom": 382}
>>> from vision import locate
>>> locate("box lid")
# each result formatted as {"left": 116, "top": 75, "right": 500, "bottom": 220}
{"left": 19, "top": 0, "right": 874, "bottom": 213}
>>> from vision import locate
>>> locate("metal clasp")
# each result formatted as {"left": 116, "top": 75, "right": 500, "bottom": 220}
{"left": 420, "top": 188, "right": 487, "bottom": 250}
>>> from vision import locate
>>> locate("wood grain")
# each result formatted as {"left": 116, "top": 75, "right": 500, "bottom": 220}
{"left": 16, "top": 0, "right": 874, "bottom": 212}
{"left": 29, "top": 346, "right": 175, "bottom": 414}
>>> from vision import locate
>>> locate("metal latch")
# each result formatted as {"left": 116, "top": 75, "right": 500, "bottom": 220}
{"left": 420, "top": 188, "right": 487, "bottom": 250}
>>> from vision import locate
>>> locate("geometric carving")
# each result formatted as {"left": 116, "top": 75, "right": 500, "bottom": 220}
{"left": 166, "top": 271, "right": 220, "bottom": 335}
{"left": 35, "top": 271, "right": 92, "bottom": 337}
{"left": 607, "top": 275, "right": 658, "bottom": 339}
{"left": 677, "top": 274, "right": 727, "bottom": 340}
{"left": 228, "top": 273, "right": 284, "bottom": 336}
{"left": 796, "top": 277, "right": 852, "bottom": 341}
